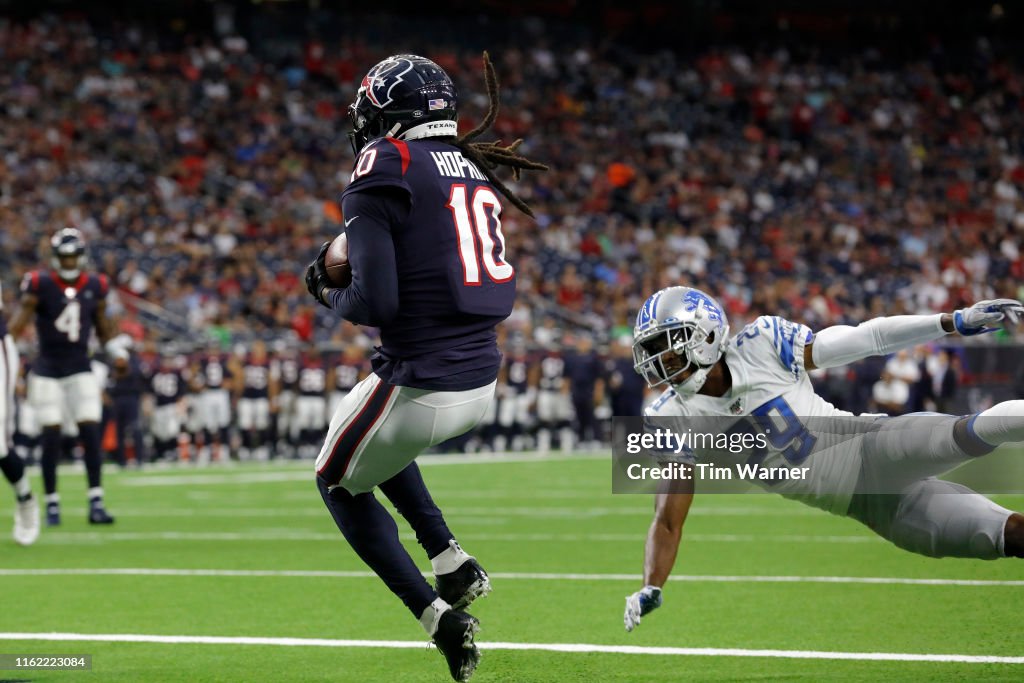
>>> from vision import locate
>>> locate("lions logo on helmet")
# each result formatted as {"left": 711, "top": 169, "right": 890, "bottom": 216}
{"left": 348, "top": 54, "right": 458, "bottom": 154}
{"left": 50, "top": 227, "right": 86, "bottom": 281}
{"left": 632, "top": 286, "right": 730, "bottom": 395}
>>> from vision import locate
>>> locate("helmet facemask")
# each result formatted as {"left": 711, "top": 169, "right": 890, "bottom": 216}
{"left": 633, "top": 323, "right": 717, "bottom": 394}
{"left": 632, "top": 286, "right": 730, "bottom": 397}
{"left": 50, "top": 228, "right": 86, "bottom": 281}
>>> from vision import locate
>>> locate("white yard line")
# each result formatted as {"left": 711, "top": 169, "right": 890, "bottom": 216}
{"left": 0, "top": 567, "right": 1019, "bottom": 587}
{"left": 44, "top": 505, "right": 816, "bottom": 518}
{"left": 0, "top": 632, "right": 1019, "bottom": 664}
{"left": 35, "top": 530, "right": 880, "bottom": 544}
{"left": 117, "top": 452, "right": 606, "bottom": 486}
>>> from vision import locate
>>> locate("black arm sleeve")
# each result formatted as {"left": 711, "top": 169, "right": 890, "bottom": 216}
{"left": 326, "top": 188, "right": 409, "bottom": 327}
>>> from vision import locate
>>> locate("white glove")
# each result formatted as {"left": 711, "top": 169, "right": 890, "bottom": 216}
{"left": 954, "top": 299, "right": 1024, "bottom": 336}
{"left": 104, "top": 335, "right": 132, "bottom": 361}
{"left": 624, "top": 585, "right": 662, "bottom": 632}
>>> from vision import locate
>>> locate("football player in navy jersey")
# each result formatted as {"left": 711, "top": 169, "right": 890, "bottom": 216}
{"left": 195, "top": 343, "right": 236, "bottom": 463}
{"left": 9, "top": 228, "right": 126, "bottom": 525}
{"left": 148, "top": 350, "right": 187, "bottom": 462}
{"left": 236, "top": 340, "right": 278, "bottom": 461}
{"left": 563, "top": 334, "right": 606, "bottom": 451}
{"left": 272, "top": 342, "right": 300, "bottom": 458}
{"left": 293, "top": 345, "right": 329, "bottom": 459}
{"left": 495, "top": 335, "right": 536, "bottom": 452}
{"left": 305, "top": 53, "right": 546, "bottom": 681}
{"left": 1, "top": 283, "right": 39, "bottom": 545}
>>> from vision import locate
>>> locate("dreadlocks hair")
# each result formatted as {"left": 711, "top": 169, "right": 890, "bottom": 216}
{"left": 454, "top": 51, "right": 549, "bottom": 218}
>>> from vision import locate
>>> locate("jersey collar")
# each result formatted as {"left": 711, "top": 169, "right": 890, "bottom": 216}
{"left": 52, "top": 270, "right": 88, "bottom": 291}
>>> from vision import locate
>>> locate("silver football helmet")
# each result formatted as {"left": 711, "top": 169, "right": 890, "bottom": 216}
{"left": 632, "top": 286, "right": 730, "bottom": 395}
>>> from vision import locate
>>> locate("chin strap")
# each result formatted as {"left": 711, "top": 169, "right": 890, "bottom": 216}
{"left": 672, "top": 364, "right": 711, "bottom": 396}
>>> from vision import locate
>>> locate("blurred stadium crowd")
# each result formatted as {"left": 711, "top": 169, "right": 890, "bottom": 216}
{"left": 2, "top": 8, "right": 1024, "bottom": 460}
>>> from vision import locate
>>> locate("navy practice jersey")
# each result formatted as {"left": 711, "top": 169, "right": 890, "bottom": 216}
{"left": 298, "top": 357, "right": 327, "bottom": 397}
{"left": 337, "top": 137, "right": 516, "bottom": 391}
{"left": 150, "top": 368, "right": 185, "bottom": 407}
{"left": 242, "top": 358, "right": 272, "bottom": 399}
{"left": 607, "top": 356, "right": 647, "bottom": 417}
{"left": 21, "top": 270, "right": 108, "bottom": 378}
{"left": 108, "top": 356, "right": 147, "bottom": 400}
{"left": 200, "top": 354, "right": 231, "bottom": 390}
{"left": 563, "top": 350, "right": 604, "bottom": 400}
{"left": 333, "top": 358, "right": 364, "bottom": 393}
{"left": 278, "top": 354, "right": 299, "bottom": 391}
{"left": 504, "top": 354, "right": 532, "bottom": 394}
{"left": 538, "top": 351, "right": 565, "bottom": 392}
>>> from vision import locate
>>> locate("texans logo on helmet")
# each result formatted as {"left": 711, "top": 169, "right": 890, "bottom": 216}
{"left": 362, "top": 57, "right": 415, "bottom": 109}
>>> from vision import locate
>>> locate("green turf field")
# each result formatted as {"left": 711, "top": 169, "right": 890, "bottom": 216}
{"left": 1, "top": 453, "right": 1023, "bottom": 682}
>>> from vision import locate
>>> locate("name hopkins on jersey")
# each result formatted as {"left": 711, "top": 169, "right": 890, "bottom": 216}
{"left": 430, "top": 150, "right": 486, "bottom": 180}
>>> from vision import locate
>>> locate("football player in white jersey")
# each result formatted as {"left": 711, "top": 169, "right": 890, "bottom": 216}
{"left": 623, "top": 286, "right": 1024, "bottom": 632}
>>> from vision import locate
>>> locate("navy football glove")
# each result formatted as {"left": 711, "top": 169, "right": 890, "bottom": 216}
{"left": 954, "top": 299, "right": 1024, "bottom": 336}
{"left": 624, "top": 585, "right": 662, "bottom": 632}
{"left": 304, "top": 242, "right": 333, "bottom": 308}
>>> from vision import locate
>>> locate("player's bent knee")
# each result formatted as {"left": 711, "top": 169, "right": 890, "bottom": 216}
{"left": 888, "top": 479, "right": 1010, "bottom": 560}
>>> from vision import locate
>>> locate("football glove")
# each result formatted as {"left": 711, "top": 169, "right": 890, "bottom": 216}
{"left": 304, "top": 241, "right": 333, "bottom": 308}
{"left": 953, "top": 299, "right": 1024, "bottom": 336}
{"left": 624, "top": 585, "right": 662, "bottom": 632}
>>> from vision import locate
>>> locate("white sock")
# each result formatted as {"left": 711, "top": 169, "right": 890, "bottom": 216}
{"left": 419, "top": 597, "right": 451, "bottom": 636}
{"left": 971, "top": 401, "right": 1024, "bottom": 446}
{"left": 14, "top": 477, "right": 31, "bottom": 499}
{"left": 431, "top": 539, "right": 471, "bottom": 576}
{"left": 46, "top": 493, "right": 60, "bottom": 505}
{"left": 88, "top": 486, "right": 104, "bottom": 502}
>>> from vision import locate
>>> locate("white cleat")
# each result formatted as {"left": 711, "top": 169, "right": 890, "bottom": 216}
{"left": 13, "top": 495, "right": 40, "bottom": 546}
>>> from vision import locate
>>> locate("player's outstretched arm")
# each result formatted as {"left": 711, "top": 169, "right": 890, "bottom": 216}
{"left": 804, "top": 299, "right": 1023, "bottom": 371}
{"left": 625, "top": 476, "right": 694, "bottom": 632}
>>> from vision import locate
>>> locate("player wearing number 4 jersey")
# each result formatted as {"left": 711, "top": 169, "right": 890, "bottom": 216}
{"left": 304, "top": 53, "right": 546, "bottom": 682}
{"left": 9, "top": 228, "right": 125, "bottom": 526}
{"left": 623, "top": 286, "right": 1024, "bottom": 632}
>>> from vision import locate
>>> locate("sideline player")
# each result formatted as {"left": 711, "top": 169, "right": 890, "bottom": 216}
{"left": 1, "top": 283, "right": 39, "bottom": 545}
{"left": 236, "top": 340, "right": 277, "bottom": 461}
{"left": 8, "top": 228, "right": 125, "bottom": 525}
{"left": 622, "top": 286, "right": 1024, "bottom": 631}
{"left": 304, "top": 53, "right": 546, "bottom": 681}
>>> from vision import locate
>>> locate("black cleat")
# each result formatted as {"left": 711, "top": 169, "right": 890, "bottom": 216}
{"left": 436, "top": 557, "right": 492, "bottom": 610}
{"left": 88, "top": 501, "right": 115, "bottom": 525}
{"left": 45, "top": 501, "right": 61, "bottom": 527}
{"left": 433, "top": 609, "right": 480, "bottom": 682}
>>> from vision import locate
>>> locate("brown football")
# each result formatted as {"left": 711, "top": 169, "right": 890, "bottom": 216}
{"left": 324, "top": 233, "right": 352, "bottom": 287}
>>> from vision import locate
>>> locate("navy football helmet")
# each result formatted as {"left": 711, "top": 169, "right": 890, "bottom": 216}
{"left": 50, "top": 227, "right": 86, "bottom": 281}
{"left": 348, "top": 54, "right": 458, "bottom": 154}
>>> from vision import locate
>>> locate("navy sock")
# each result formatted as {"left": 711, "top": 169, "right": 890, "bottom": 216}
{"left": 317, "top": 477, "right": 435, "bottom": 618}
{"left": 379, "top": 462, "right": 453, "bottom": 559}
{"left": 78, "top": 422, "right": 103, "bottom": 489}
{"left": 40, "top": 427, "right": 61, "bottom": 495}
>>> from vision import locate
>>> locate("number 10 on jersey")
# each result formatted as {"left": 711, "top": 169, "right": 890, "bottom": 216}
{"left": 447, "top": 184, "right": 513, "bottom": 286}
